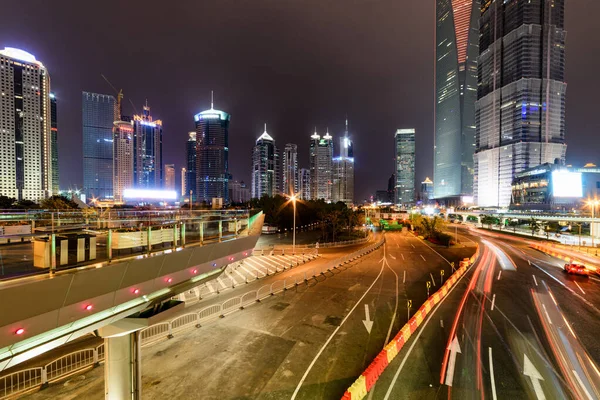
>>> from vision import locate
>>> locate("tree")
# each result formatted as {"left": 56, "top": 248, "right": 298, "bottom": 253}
{"left": 40, "top": 195, "right": 79, "bottom": 210}
{"left": 529, "top": 217, "right": 541, "bottom": 237}
{"left": 0, "top": 195, "right": 16, "bottom": 209}
{"left": 509, "top": 219, "right": 519, "bottom": 233}
{"left": 480, "top": 214, "right": 494, "bottom": 229}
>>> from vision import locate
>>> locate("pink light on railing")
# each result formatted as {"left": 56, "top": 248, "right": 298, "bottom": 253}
{"left": 166, "top": 278, "right": 173, "bottom": 283}
{"left": 133, "top": 288, "right": 140, "bottom": 295}
{"left": 15, "top": 328, "right": 25, "bottom": 335}
{"left": 85, "top": 304, "right": 93, "bottom": 311}
{"left": 192, "top": 268, "right": 198, "bottom": 274}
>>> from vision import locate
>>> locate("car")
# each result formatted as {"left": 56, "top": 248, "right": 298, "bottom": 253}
{"left": 564, "top": 263, "right": 589, "bottom": 276}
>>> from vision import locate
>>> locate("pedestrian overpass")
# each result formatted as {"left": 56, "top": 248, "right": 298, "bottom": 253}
{"left": 0, "top": 211, "right": 264, "bottom": 398}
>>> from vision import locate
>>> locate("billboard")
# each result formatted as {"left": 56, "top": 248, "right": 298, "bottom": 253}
{"left": 552, "top": 171, "right": 583, "bottom": 198}
{"left": 123, "top": 189, "right": 177, "bottom": 200}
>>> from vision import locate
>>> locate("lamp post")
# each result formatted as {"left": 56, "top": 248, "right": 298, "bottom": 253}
{"left": 291, "top": 194, "right": 297, "bottom": 255}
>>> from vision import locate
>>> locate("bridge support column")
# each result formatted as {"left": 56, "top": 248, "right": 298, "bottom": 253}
{"left": 219, "top": 220, "right": 223, "bottom": 242}
{"left": 147, "top": 227, "right": 152, "bottom": 254}
{"left": 172, "top": 225, "right": 178, "bottom": 249}
{"left": 107, "top": 229, "right": 113, "bottom": 261}
{"left": 103, "top": 331, "right": 142, "bottom": 400}
{"left": 199, "top": 222, "right": 204, "bottom": 245}
{"left": 181, "top": 223, "right": 186, "bottom": 247}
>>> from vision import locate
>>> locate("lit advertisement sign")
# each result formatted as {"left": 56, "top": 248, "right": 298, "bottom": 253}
{"left": 552, "top": 171, "right": 583, "bottom": 198}
{"left": 123, "top": 189, "right": 177, "bottom": 200}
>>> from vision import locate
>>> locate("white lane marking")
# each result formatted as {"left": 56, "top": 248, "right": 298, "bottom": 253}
{"left": 401, "top": 253, "right": 405, "bottom": 261}
{"left": 382, "top": 260, "right": 474, "bottom": 400}
{"left": 591, "top": 276, "right": 600, "bottom": 283}
{"left": 389, "top": 254, "right": 396, "bottom": 260}
{"left": 532, "top": 274, "right": 538, "bottom": 286}
{"left": 411, "top": 243, "right": 415, "bottom": 249}
{"left": 489, "top": 347, "right": 498, "bottom": 400}
{"left": 542, "top": 304, "right": 553, "bottom": 325}
{"left": 232, "top": 268, "right": 247, "bottom": 283}
{"left": 444, "top": 336, "right": 461, "bottom": 387}
{"left": 523, "top": 354, "right": 546, "bottom": 400}
{"left": 497, "top": 270, "right": 502, "bottom": 280}
{"left": 382, "top": 251, "right": 399, "bottom": 345}
{"left": 216, "top": 277, "right": 227, "bottom": 289}
{"left": 403, "top": 270, "right": 406, "bottom": 284}
{"left": 572, "top": 369, "right": 594, "bottom": 400}
{"left": 363, "top": 304, "right": 373, "bottom": 334}
{"left": 491, "top": 294, "right": 496, "bottom": 311}
{"left": 290, "top": 256, "right": 387, "bottom": 399}
{"left": 575, "top": 282, "right": 586, "bottom": 295}
{"left": 430, "top": 272, "right": 436, "bottom": 286}
{"left": 420, "top": 254, "right": 426, "bottom": 261}
{"left": 440, "top": 319, "right": 444, "bottom": 328}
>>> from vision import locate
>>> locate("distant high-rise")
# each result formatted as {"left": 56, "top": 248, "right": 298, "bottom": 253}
{"left": 132, "top": 102, "right": 162, "bottom": 189}
{"left": 181, "top": 168, "right": 187, "bottom": 197}
{"left": 421, "top": 177, "right": 434, "bottom": 203}
{"left": 434, "top": 0, "right": 479, "bottom": 201}
{"left": 252, "top": 124, "right": 278, "bottom": 198}
{"left": 229, "top": 180, "right": 251, "bottom": 203}
{"left": 309, "top": 129, "right": 333, "bottom": 201}
{"left": 194, "top": 96, "right": 230, "bottom": 204}
{"left": 474, "top": 0, "right": 567, "bottom": 207}
{"left": 299, "top": 168, "right": 311, "bottom": 200}
{"left": 83, "top": 91, "right": 118, "bottom": 200}
{"left": 332, "top": 120, "right": 354, "bottom": 206}
{"left": 184, "top": 132, "right": 197, "bottom": 200}
{"left": 164, "top": 164, "right": 175, "bottom": 191}
{"left": 0, "top": 48, "right": 53, "bottom": 200}
{"left": 387, "top": 174, "right": 396, "bottom": 203}
{"left": 50, "top": 93, "right": 59, "bottom": 194}
{"left": 282, "top": 143, "right": 298, "bottom": 195}
{"left": 394, "top": 129, "right": 416, "bottom": 206}
{"left": 113, "top": 121, "right": 134, "bottom": 202}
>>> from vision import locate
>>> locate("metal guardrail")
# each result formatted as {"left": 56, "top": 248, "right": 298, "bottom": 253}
{"left": 0, "top": 344, "right": 104, "bottom": 399}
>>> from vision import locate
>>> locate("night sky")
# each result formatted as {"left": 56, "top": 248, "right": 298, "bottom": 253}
{"left": 1, "top": 1, "right": 599, "bottom": 202}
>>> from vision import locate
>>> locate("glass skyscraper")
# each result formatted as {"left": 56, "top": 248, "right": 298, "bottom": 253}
{"left": 434, "top": 0, "right": 480, "bottom": 200}
{"left": 194, "top": 105, "right": 230, "bottom": 204}
{"left": 252, "top": 125, "right": 278, "bottom": 199}
{"left": 184, "top": 132, "right": 197, "bottom": 200}
{"left": 474, "top": 0, "right": 567, "bottom": 207}
{"left": 132, "top": 103, "right": 162, "bottom": 190}
{"left": 50, "top": 93, "right": 59, "bottom": 194}
{"left": 395, "top": 129, "right": 416, "bottom": 206}
{"left": 332, "top": 121, "right": 354, "bottom": 206}
{"left": 82, "top": 92, "right": 118, "bottom": 200}
{"left": 309, "top": 130, "right": 333, "bottom": 201}
{"left": 282, "top": 143, "right": 298, "bottom": 196}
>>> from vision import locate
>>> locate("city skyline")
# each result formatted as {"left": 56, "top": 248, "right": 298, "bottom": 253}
{"left": 0, "top": 2, "right": 598, "bottom": 203}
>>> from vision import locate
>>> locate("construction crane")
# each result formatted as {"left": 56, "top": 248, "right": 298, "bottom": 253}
{"left": 100, "top": 74, "right": 138, "bottom": 117}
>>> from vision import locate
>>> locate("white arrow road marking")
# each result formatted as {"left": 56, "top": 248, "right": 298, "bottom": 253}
{"left": 523, "top": 354, "right": 546, "bottom": 400}
{"left": 363, "top": 304, "right": 374, "bottom": 334}
{"left": 389, "top": 254, "right": 396, "bottom": 260}
{"left": 444, "top": 336, "right": 461, "bottom": 387}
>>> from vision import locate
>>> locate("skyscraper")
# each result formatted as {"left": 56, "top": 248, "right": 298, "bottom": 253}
{"left": 83, "top": 91, "right": 118, "bottom": 200}
{"left": 132, "top": 102, "right": 162, "bottom": 189}
{"left": 434, "top": 0, "right": 479, "bottom": 201}
{"left": 194, "top": 98, "right": 230, "bottom": 204}
{"left": 299, "top": 168, "right": 311, "bottom": 200}
{"left": 252, "top": 124, "right": 278, "bottom": 199}
{"left": 309, "top": 129, "right": 333, "bottom": 201}
{"left": 282, "top": 143, "right": 298, "bottom": 195}
{"left": 474, "top": 0, "right": 567, "bottom": 207}
{"left": 113, "top": 121, "right": 134, "bottom": 202}
{"left": 395, "top": 129, "right": 416, "bottom": 206}
{"left": 229, "top": 180, "right": 251, "bottom": 203}
{"left": 184, "top": 132, "right": 197, "bottom": 200}
{"left": 0, "top": 48, "right": 54, "bottom": 201}
{"left": 50, "top": 93, "right": 59, "bottom": 194}
{"left": 387, "top": 174, "right": 396, "bottom": 203}
{"left": 164, "top": 164, "right": 175, "bottom": 191}
{"left": 332, "top": 120, "right": 354, "bottom": 206}
{"left": 181, "top": 168, "right": 187, "bottom": 197}
{"left": 421, "top": 177, "right": 434, "bottom": 204}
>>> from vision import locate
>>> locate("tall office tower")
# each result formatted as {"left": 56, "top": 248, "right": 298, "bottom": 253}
{"left": 252, "top": 124, "right": 278, "bottom": 198}
{"left": 194, "top": 98, "right": 230, "bottom": 204}
{"left": 434, "top": 1, "right": 479, "bottom": 201}
{"left": 0, "top": 48, "right": 53, "bottom": 201}
{"left": 164, "top": 164, "right": 175, "bottom": 190}
{"left": 474, "top": 0, "right": 567, "bottom": 207}
{"left": 181, "top": 168, "right": 187, "bottom": 197}
{"left": 394, "top": 129, "right": 416, "bottom": 206}
{"left": 83, "top": 92, "right": 118, "bottom": 200}
{"left": 132, "top": 102, "right": 162, "bottom": 189}
{"left": 387, "top": 174, "right": 396, "bottom": 203}
{"left": 184, "top": 132, "right": 197, "bottom": 200}
{"left": 282, "top": 143, "right": 298, "bottom": 195}
{"left": 112, "top": 121, "right": 134, "bottom": 202}
{"left": 229, "top": 180, "right": 251, "bottom": 203}
{"left": 50, "top": 93, "right": 59, "bottom": 194}
{"left": 421, "top": 177, "right": 434, "bottom": 203}
{"left": 299, "top": 168, "right": 311, "bottom": 200}
{"left": 309, "top": 129, "right": 334, "bottom": 201}
{"left": 332, "top": 122, "right": 355, "bottom": 205}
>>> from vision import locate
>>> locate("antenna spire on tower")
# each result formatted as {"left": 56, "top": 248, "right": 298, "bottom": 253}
{"left": 264, "top": 122, "right": 267, "bottom": 132}
{"left": 211, "top": 90, "right": 214, "bottom": 109}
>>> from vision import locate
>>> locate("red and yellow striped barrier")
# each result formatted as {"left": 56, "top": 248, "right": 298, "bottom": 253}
{"left": 530, "top": 243, "right": 598, "bottom": 272}
{"left": 341, "top": 245, "right": 479, "bottom": 400}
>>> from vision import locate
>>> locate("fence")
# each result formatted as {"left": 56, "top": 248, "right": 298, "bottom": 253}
{"left": 0, "top": 344, "right": 104, "bottom": 399}
{"left": 0, "top": 237, "right": 383, "bottom": 399}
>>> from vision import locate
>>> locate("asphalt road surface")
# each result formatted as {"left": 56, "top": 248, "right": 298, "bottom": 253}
{"left": 19, "top": 231, "right": 475, "bottom": 399}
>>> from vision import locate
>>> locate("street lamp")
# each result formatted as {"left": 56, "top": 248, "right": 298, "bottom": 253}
{"left": 290, "top": 194, "right": 297, "bottom": 255}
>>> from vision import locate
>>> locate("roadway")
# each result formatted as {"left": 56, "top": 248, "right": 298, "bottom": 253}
{"left": 20, "top": 231, "right": 475, "bottom": 399}
{"left": 372, "top": 226, "right": 600, "bottom": 400}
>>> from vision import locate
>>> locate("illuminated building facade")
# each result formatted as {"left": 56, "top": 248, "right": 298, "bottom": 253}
{"left": 0, "top": 48, "right": 54, "bottom": 201}
{"left": 282, "top": 143, "right": 298, "bottom": 195}
{"left": 332, "top": 122, "right": 354, "bottom": 206}
{"left": 421, "top": 177, "right": 434, "bottom": 204}
{"left": 83, "top": 91, "right": 118, "bottom": 200}
{"left": 194, "top": 103, "right": 230, "bottom": 204}
{"left": 474, "top": 0, "right": 567, "bottom": 207}
{"left": 50, "top": 93, "right": 59, "bottom": 194}
{"left": 252, "top": 125, "right": 279, "bottom": 199}
{"left": 112, "top": 120, "right": 134, "bottom": 202}
{"left": 395, "top": 129, "right": 416, "bottom": 206}
{"left": 309, "top": 130, "right": 333, "bottom": 201}
{"left": 164, "top": 163, "right": 175, "bottom": 191}
{"left": 184, "top": 132, "right": 197, "bottom": 200}
{"left": 434, "top": 0, "right": 479, "bottom": 200}
{"left": 132, "top": 102, "right": 162, "bottom": 189}
{"left": 299, "top": 168, "right": 310, "bottom": 200}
